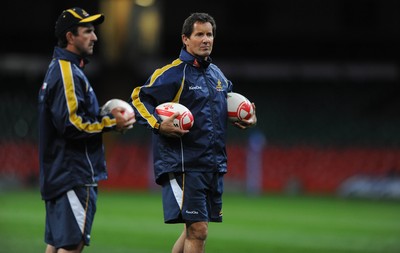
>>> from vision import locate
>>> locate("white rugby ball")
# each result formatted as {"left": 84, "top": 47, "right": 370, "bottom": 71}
{"left": 155, "top": 102, "right": 194, "bottom": 130}
{"left": 100, "top": 99, "right": 134, "bottom": 128}
{"left": 227, "top": 92, "right": 254, "bottom": 122}
{"left": 100, "top": 98, "right": 134, "bottom": 116}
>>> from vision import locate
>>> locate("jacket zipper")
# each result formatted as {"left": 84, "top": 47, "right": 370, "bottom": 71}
{"left": 203, "top": 69, "right": 218, "bottom": 169}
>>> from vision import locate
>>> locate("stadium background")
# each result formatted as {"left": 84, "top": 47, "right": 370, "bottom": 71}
{"left": 1, "top": 0, "right": 400, "bottom": 197}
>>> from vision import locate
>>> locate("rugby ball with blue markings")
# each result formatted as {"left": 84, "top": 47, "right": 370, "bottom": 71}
{"left": 227, "top": 92, "right": 254, "bottom": 122}
{"left": 155, "top": 102, "right": 194, "bottom": 130}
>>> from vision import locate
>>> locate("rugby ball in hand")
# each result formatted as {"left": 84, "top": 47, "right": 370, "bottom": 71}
{"left": 227, "top": 92, "right": 254, "bottom": 122}
{"left": 100, "top": 98, "right": 134, "bottom": 116}
{"left": 155, "top": 102, "right": 194, "bottom": 130}
{"left": 100, "top": 99, "right": 135, "bottom": 130}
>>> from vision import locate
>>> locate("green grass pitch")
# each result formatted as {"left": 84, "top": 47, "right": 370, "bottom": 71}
{"left": 0, "top": 190, "right": 399, "bottom": 253}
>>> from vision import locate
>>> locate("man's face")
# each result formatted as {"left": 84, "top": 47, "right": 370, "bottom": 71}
{"left": 182, "top": 21, "right": 214, "bottom": 59}
{"left": 67, "top": 24, "right": 98, "bottom": 56}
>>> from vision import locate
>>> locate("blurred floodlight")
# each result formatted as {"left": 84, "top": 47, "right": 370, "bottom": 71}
{"left": 135, "top": 0, "right": 155, "bottom": 7}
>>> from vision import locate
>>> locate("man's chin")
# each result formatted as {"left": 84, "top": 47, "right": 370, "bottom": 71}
{"left": 84, "top": 49, "right": 94, "bottom": 56}
{"left": 198, "top": 51, "right": 211, "bottom": 58}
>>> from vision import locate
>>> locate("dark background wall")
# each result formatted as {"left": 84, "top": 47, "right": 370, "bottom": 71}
{"left": 4, "top": 0, "right": 399, "bottom": 60}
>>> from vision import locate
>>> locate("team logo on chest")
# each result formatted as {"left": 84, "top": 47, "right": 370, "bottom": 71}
{"left": 216, "top": 79, "right": 223, "bottom": 91}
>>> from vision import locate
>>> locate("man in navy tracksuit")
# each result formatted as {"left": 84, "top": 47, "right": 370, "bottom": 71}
{"left": 130, "top": 12, "right": 257, "bottom": 253}
{"left": 38, "top": 7, "right": 135, "bottom": 253}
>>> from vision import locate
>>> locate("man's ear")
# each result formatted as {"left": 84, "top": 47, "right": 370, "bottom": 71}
{"left": 66, "top": 31, "right": 75, "bottom": 44}
{"left": 182, "top": 35, "right": 188, "bottom": 47}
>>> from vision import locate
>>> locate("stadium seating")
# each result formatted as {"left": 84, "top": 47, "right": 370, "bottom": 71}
{"left": 1, "top": 141, "right": 400, "bottom": 194}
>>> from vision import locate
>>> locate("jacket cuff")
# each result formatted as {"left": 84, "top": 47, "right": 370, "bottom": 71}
{"left": 152, "top": 122, "right": 161, "bottom": 135}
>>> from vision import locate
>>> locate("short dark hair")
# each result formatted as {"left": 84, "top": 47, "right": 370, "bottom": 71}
{"left": 181, "top": 12, "right": 216, "bottom": 38}
{"left": 57, "top": 26, "right": 79, "bottom": 48}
